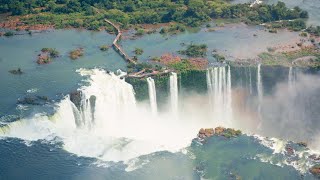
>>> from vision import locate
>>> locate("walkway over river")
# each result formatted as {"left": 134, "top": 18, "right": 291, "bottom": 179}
{"left": 104, "top": 19, "right": 137, "bottom": 65}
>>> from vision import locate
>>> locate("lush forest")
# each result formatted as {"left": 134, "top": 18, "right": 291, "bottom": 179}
{"left": 0, "top": 0, "right": 310, "bottom": 30}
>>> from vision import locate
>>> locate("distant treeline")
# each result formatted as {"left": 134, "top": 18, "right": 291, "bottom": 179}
{"left": 0, "top": 0, "right": 310, "bottom": 29}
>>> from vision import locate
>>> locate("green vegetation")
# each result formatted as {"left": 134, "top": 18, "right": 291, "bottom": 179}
{"left": 269, "top": 28, "right": 277, "bottom": 33}
{"left": 0, "top": 1, "right": 309, "bottom": 30}
{"left": 178, "top": 44, "right": 207, "bottom": 58}
{"left": 134, "top": 48, "right": 143, "bottom": 56}
{"left": 4, "top": 31, "right": 14, "bottom": 37}
{"left": 99, "top": 45, "right": 109, "bottom": 51}
{"left": 300, "top": 32, "right": 308, "bottom": 37}
{"left": 222, "top": 128, "right": 242, "bottom": 138}
{"left": 127, "top": 62, "right": 160, "bottom": 73}
{"left": 159, "top": 24, "right": 186, "bottom": 35}
{"left": 168, "top": 60, "right": 194, "bottom": 72}
{"left": 259, "top": 48, "right": 320, "bottom": 67}
{"left": 69, "top": 48, "right": 84, "bottom": 60}
{"left": 306, "top": 26, "right": 320, "bottom": 37}
{"left": 212, "top": 53, "right": 225, "bottom": 62}
{"left": 37, "top": 48, "right": 59, "bottom": 64}
{"left": 266, "top": 19, "right": 308, "bottom": 32}
{"left": 41, "top": 48, "right": 60, "bottom": 58}
{"left": 37, "top": 54, "right": 51, "bottom": 64}
{"left": 125, "top": 77, "right": 148, "bottom": 101}
{"left": 180, "top": 69, "right": 207, "bottom": 93}
{"left": 135, "top": 29, "right": 144, "bottom": 36}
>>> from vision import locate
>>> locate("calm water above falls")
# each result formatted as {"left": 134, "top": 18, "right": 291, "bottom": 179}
{"left": 122, "top": 23, "right": 300, "bottom": 62}
{"left": 0, "top": 29, "right": 126, "bottom": 117}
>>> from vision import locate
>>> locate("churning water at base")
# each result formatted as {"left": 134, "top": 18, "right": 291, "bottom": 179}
{"left": 147, "top": 77, "right": 157, "bottom": 115}
{"left": 0, "top": 69, "right": 216, "bottom": 163}
{"left": 169, "top": 72, "right": 179, "bottom": 116}
{"left": 206, "top": 66, "right": 233, "bottom": 126}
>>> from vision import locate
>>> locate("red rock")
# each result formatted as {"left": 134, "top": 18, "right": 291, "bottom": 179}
{"left": 310, "top": 165, "right": 320, "bottom": 177}
{"left": 214, "top": 127, "right": 226, "bottom": 135}
{"left": 285, "top": 146, "right": 294, "bottom": 155}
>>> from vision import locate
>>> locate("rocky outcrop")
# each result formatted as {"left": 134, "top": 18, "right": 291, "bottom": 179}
{"left": 37, "top": 53, "right": 51, "bottom": 64}
{"left": 17, "top": 95, "right": 49, "bottom": 105}
{"left": 198, "top": 128, "right": 214, "bottom": 139}
{"left": 310, "top": 164, "right": 320, "bottom": 178}
{"left": 154, "top": 53, "right": 208, "bottom": 70}
{"left": 285, "top": 145, "right": 294, "bottom": 155}
{"left": 69, "top": 48, "right": 84, "bottom": 60}
{"left": 70, "top": 91, "right": 82, "bottom": 110}
{"left": 297, "top": 142, "right": 307, "bottom": 147}
{"left": 197, "top": 127, "right": 242, "bottom": 140}
{"left": 309, "top": 155, "right": 320, "bottom": 161}
{"left": 37, "top": 48, "right": 60, "bottom": 64}
{"left": 9, "top": 68, "right": 23, "bottom": 75}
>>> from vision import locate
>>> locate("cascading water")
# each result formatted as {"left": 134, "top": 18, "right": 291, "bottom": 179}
{"left": 0, "top": 68, "right": 211, "bottom": 162}
{"left": 257, "top": 64, "right": 263, "bottom": 103}
{"left": 288, "top": 67, "right": 296, "bottom": 89}
{"left": 169, "top": 72, "right": 178, "bottom": 115}
{"left": 249, "top": 67, "right": 253, "bottom": 95}
{"left": 147, "top": 77, "right": 157, "bottom": 115}
{"left": 257, "top": 64, "right": 263, "bottom": 129}
{"left": 227, "top": 66, "right": 233, "bottom": 121}
{"left": 76, "top": 69, "right": 137, "bottom": 135}
{"left": 206, "top": 66, "right": 232, "bottom": 126}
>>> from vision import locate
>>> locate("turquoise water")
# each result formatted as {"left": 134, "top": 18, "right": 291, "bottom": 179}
{"left": 0, "top": 136, "right": 316, "bottom": 180}
{"left": 122, "top": 23, "right": 300, "bottom": 62}
{"left": 0, "top": 29, "right": 126, "bottom": 118}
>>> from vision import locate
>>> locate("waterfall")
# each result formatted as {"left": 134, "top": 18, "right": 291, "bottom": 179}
{"left": 147, "top": 77, "right": 157, "bottom": 115}
{"left": 249, "top": 67, "right": 252, "bottom": 95}
{"left": 257, "top": 64, "right": 263, "bottom": 103}
{"left": 227, "top": 66, "right": 232, "bottom": 121}
{"left": 0, "top": 68, "right": 215, "bottom": 162}
{"left": 206, "top": 66, "right": 233, "bottom": 126}
{"left": 169, "top": 72, "right": 178, "bottom": 115}
{"left": 74, "top": 69, "right": 137, "bottom": 133}
{"left": 257, "top": 64, "right": 263, "bottom": 129}
{"left": 288, "top": 67, "right": 296, "bottom": 89}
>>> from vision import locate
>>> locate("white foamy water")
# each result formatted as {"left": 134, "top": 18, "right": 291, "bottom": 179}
{"left": 254, "top": 135, "right": 319, "bottom": 173}
{"left": 147, "top": 77, "right": 157, "bottom": 115}
{"left": 206, "top": 66, "right": 233, "bottom": 126}
{"left": 26, "top": 88, "right": 38, "bottom": 93}
{"left": 0, "top": 69, "right": 213, "bottom": 163}
{"left": 169, "top": 72, "right": 179, "bottom": 116}
{"left": 288, "top": 67, "right": 297, "bottom": 90}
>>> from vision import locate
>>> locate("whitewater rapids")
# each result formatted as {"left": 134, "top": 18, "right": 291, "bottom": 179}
{"left": 0, "top": 69, "right": 215, "bottom": 163}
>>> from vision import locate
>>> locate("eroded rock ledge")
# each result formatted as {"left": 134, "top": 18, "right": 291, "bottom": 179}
{"left": 197, "top": 127, "right": 242, "bottom": 141}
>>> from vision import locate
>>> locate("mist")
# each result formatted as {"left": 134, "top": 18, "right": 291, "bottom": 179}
{"left": 258, "top": 73, "right": 320, "bottom": 148}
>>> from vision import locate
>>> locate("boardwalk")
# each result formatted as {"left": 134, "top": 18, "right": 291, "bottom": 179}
{"left": 104, "top": 19, "right": 136, "bottom": 64}
{"left": 126, "top": 70, "right": 173, "bottom": 78}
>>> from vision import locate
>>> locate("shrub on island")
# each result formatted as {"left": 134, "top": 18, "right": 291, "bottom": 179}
{"left": 134, "top": 48, "right": 144, "bottom": 55}
{"left": 99, "top": 45, "right": 109, "bottom": 51}
{"left": 178, "top": 44, "right": 207, "bottom": 58}
{"left": 69, "top": 48, "right": 84, "bottom": 60}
